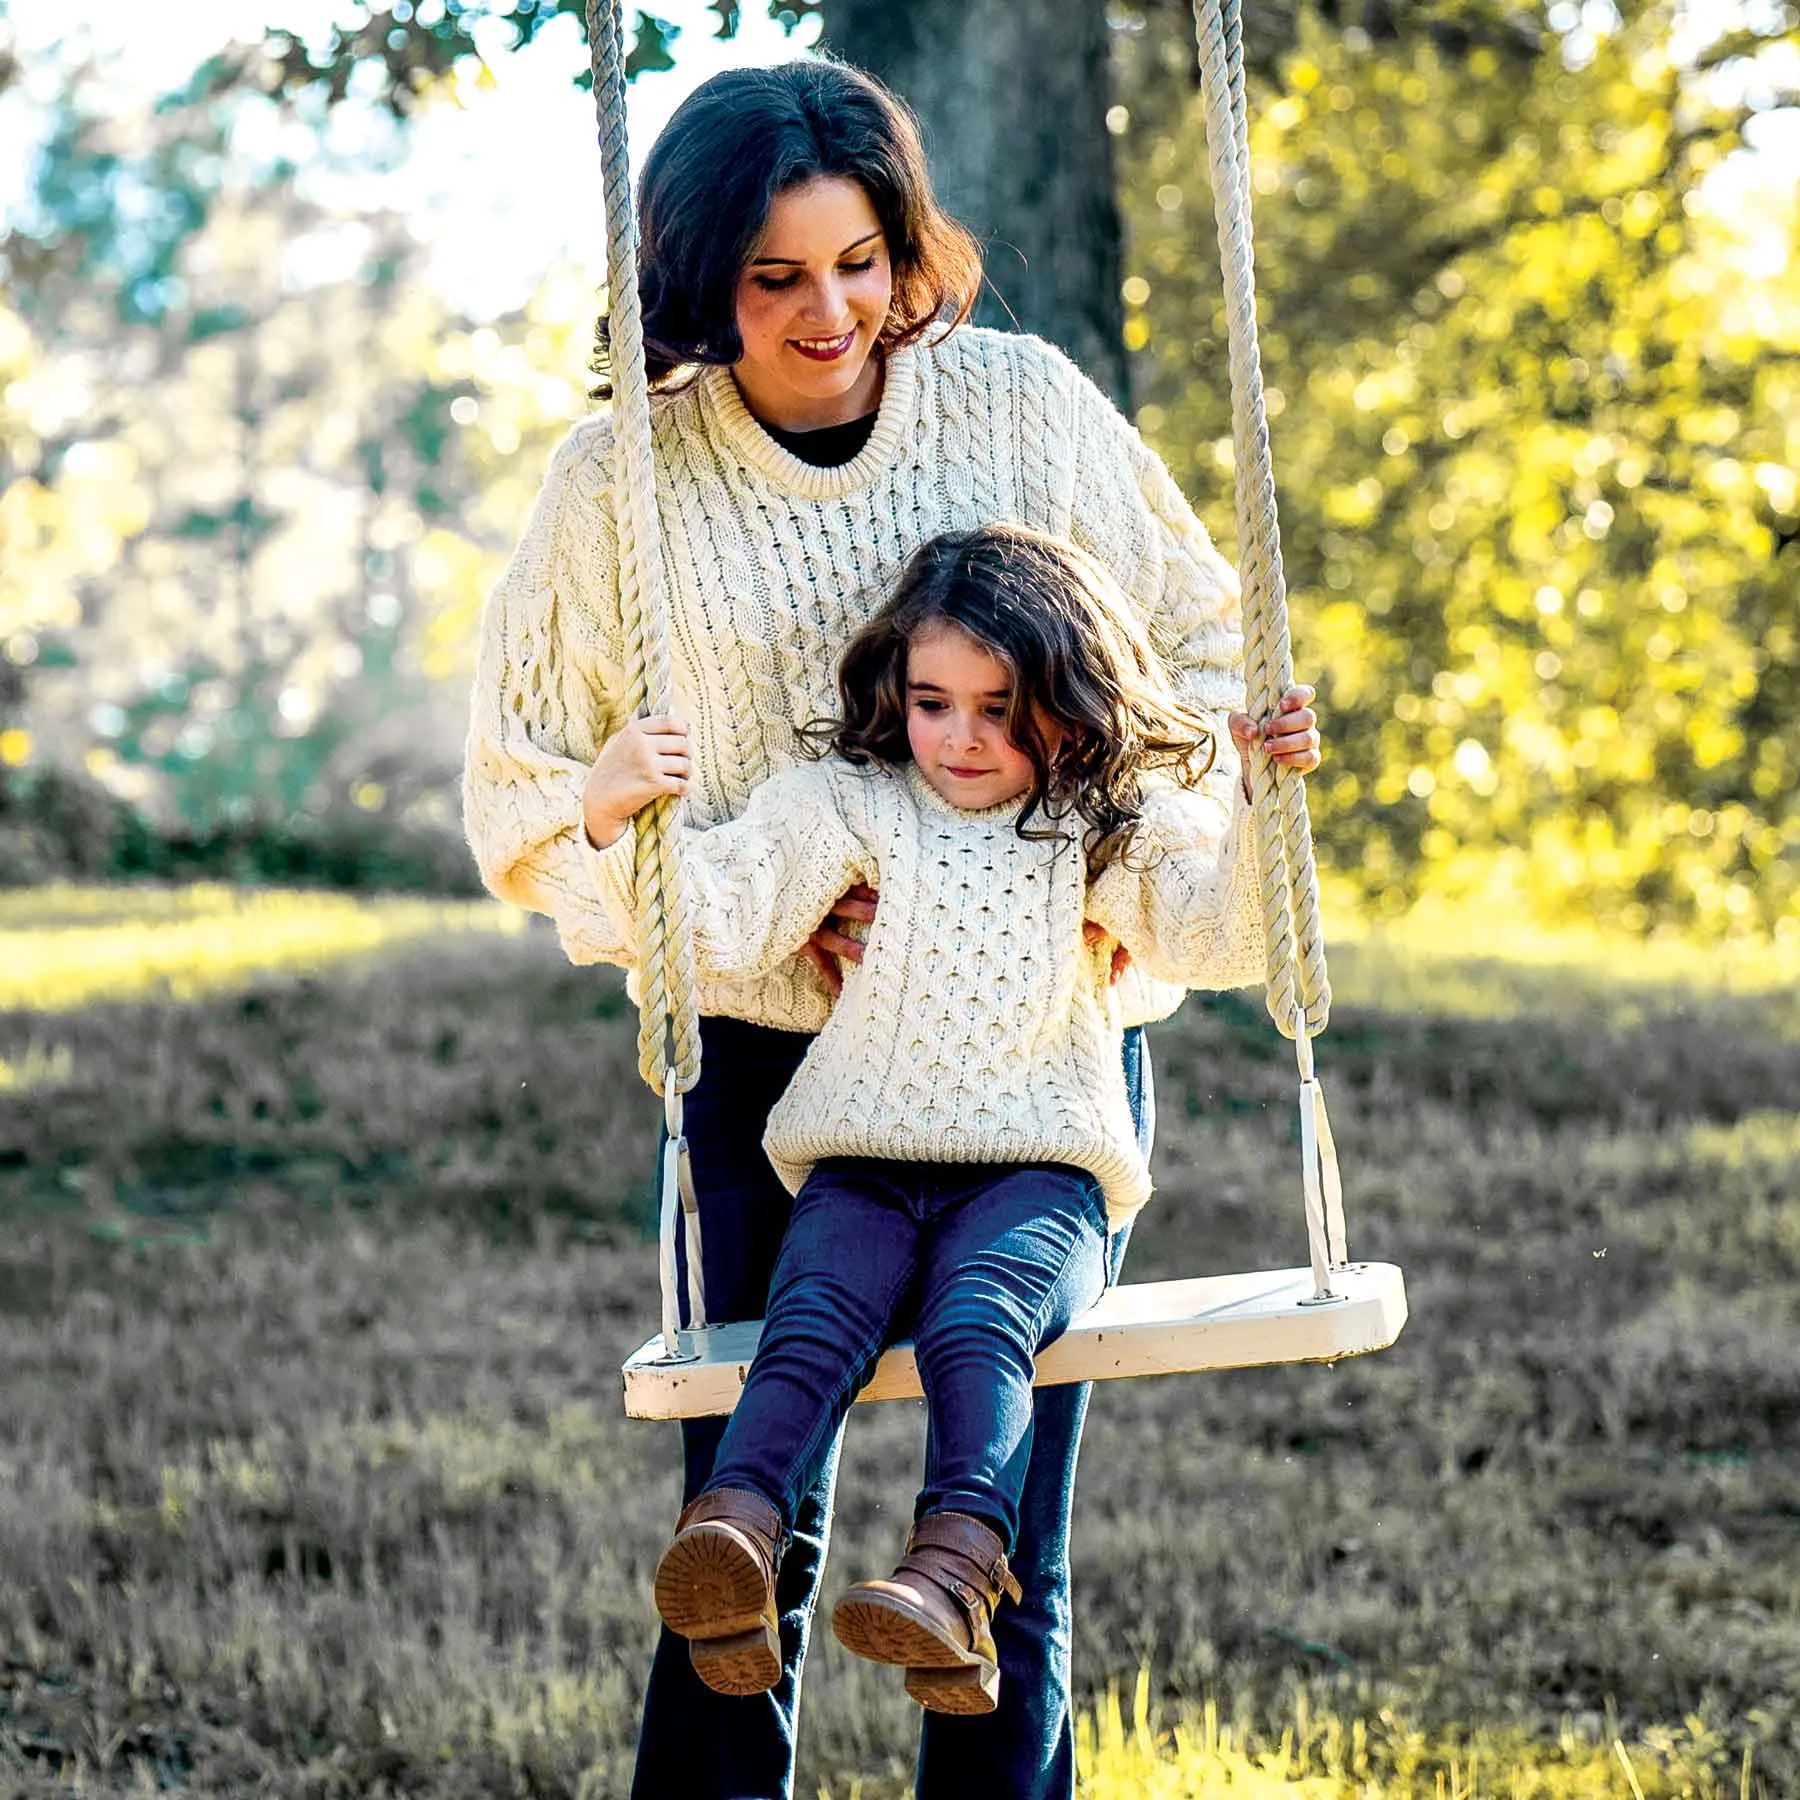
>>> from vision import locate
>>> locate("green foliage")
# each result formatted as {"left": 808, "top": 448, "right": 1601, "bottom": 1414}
{"left": 232, "top": 0, "right": 817, "bottom": 117}
{"left": 1114, "top": 1, "right": 1800, "bottom": 934}
{"left": 3, "top": 50, "right": 485, "bottom": 861}
{"left": 625, "top": 9, "right": 681, "bottom": 77}
{"left": 10, "top": 96, "right": 226, "bottom": 326}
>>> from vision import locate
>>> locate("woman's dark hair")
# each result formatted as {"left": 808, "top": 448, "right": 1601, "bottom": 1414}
{"left": 591, "top": 59, "right": 982, "bottom": 396}
{"left": 813, "top": 525, "right": 1219, "bottom": 870}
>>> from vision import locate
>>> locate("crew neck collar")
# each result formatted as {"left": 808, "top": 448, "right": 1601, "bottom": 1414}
{"left": 901, "top": 759, "right": 1040, "bottom": 826}
{"left": 702, "top": 348, "right": 918, "bottom": 499}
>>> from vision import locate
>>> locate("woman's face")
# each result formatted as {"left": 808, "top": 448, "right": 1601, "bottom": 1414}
{"left": 732, "top": 175, "right": 894, "bottom": 431}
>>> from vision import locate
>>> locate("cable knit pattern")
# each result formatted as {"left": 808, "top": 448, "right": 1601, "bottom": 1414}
{"left": 463, "top": 325, "right": 1249, "bottom": 1031}
{"left": 590, "top": 759, "right": 1261, "bottom": 1229}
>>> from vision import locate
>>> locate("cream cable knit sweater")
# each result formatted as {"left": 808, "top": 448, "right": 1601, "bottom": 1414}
{"left": 592, "top": 758, "right": 1262, "bottom": 1227}
{"left": 462, "top": 325, "right": 1249, "bottom": 1033}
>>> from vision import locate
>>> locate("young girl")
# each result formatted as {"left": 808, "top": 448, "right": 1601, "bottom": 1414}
{"left": 582, "top": 524, "right": 1314, "bottom": 1718}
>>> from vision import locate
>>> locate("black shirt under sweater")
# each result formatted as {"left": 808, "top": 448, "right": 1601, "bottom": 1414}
{"left": 761, "top": 411, "right": 879, "bottom": 468}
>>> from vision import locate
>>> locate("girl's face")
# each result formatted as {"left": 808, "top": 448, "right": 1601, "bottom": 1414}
{"left": 904, "top": 623, "right": 1045, "bottom": 812}
{"left": 732, "top": 175, "right": 894, "bottom": 431}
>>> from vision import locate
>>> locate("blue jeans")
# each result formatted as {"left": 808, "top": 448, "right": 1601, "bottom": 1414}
{"left": 630, "top": 1018, "right": 1151, "bottom": 1800}
{"left": 708, "top": 1159, "right": 1110, "bottom": 1550}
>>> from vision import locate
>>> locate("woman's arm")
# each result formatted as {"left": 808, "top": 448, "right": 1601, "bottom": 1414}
{"left": 1064, "top": 362, "right": 1249, "bottom": 800}
{"left": 588, "top": 744, "right": 871, "bottom": 984}
{"left": 461, "top": 418, "right": 637, "bottom": 967}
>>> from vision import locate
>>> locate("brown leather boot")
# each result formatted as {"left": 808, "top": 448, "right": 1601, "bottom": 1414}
{"left": 652, "top": 1488, "right": 787, "bottom": 1696}
{"left": 829, "top": 1511, "right": 1023, "bottom": 1715}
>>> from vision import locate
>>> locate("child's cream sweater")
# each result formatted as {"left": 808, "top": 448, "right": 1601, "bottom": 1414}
{"left": 592, "top": 759, "right": 1263, "bottom": 1227}
{"left": 463, "top": 325, "right": 1249, "bottom": 1035}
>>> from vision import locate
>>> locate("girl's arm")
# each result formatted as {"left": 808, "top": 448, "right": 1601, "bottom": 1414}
{"left": 587, "top": 736, "right": 871, "bottom": 984}
{"left": 461, "top": 418, "right": 637, "bottom": 967}
{"left": 1084, "top": 785, "right": 1266, "bottom": 992}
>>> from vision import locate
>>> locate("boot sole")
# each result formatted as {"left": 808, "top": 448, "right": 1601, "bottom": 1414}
{"left": 830, "top": 1592, "right": 999, "bottom": 1715}
{"left": 688, "top": 1627, "right": 782, "bottom": 1698}
{"left": 654, "top": 1527, "right": 781, "bottom": 1696}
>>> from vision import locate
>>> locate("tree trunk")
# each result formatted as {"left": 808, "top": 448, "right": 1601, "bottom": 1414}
{"left": 827, "top": 0, "right": 1132, "bottom": 409}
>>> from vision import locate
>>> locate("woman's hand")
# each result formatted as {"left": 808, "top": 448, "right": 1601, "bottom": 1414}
{"left": 1228, "top": 684, "right": 1322, "bottom": 801}
{"left": 800, "top": 882, "right": 879, "bottom": 998}
{"left": 801, "top": 883, "right": 879, "bottom": 998}
{"left": 1081, "top": 921, "right": 1131, "bottom": 987}
{"left": 582, "top": 716, "right": 691, "bottom": 850}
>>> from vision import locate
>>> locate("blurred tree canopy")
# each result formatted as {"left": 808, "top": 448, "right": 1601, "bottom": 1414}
{"left": 1115, "top": 0, "right": 1800, "bottom": 932}
{"left": 0, "top": 47, "right": 485, "bottom": 885}
{"left": 2, "top": 1, "right": 1796, "bottom": 934}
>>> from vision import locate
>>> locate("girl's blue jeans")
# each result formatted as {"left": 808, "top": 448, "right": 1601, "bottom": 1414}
{"left": 630, "top": 1018, "right": 1150, "bottom": 1800}
{"left": 706, "top": 1157, "right": 1111, "bottom": 1550}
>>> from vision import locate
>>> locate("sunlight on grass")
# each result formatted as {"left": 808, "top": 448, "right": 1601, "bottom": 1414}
{"left": 1062, "top": 1674, "right": 1762, "bottom": 1800}
{"left": 0, "top": 1039, "right": 74, "bottom": 1093}
{"left": 11, "top": 880, "right": 1800, "bottom": 1028}
{"left": 1075, "top": 1675, "right": 1341, "bottom": 1796}
{"left": 0, "top": 884, "right": 527, "bottom": 1010}
{"left": 811, "top": 1674, "right": 1765, "bottom": 1798}
{"left": 1317, "top": 885, "right": 1800, "bottom": 1025}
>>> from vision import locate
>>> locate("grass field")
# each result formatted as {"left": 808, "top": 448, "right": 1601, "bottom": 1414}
{"left": 2, "top": 885, "right": 1796, "bottom": 1797}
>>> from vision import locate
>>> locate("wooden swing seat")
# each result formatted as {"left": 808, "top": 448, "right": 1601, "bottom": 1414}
{"left": 621, "top": 1258, "right": 1406, "bottom": 1420}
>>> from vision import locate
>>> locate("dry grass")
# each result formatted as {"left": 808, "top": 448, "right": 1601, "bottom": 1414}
{"left": 1, "top": 888, "right": 1795, "bottom": 1796}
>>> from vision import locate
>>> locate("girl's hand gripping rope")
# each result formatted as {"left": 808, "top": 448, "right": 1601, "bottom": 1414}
{"left": 1228, "top": 684, "right": 1321, "bottom": 800}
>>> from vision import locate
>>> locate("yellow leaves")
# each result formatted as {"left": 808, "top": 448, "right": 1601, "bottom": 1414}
{"left": 1687, "top": 716, "right": 1745, "bottom": 772}
{"left": 1619, "top": 184, "right": 1666, "bottom": 237}
{"left": 1754, "top": 462, "right": 1797, "bottom": 513}
{"left": 0, "top": 398, "right": 149, "bottom": 650}
{"left": 1452, "top": 737, "right": 1498, "bottom": 795}
{"left": 1114, "top": 2, "right": 1800, "bottom": 937}
{"left": 1351, "top": 367, "right": 1416, "bottom": 412}
{"left": 0, "top": 302, "right": 34, "bottom": 379}
{"left": 1677, "top": 404, "right": 1742, "bottom": 447}
{"left": 1322, "top": 477, "right": 1385, "bottom": 527}
{"left": 0, "top": 728, "right": 33, "bottom": 767}
{"left": 1577, "top": 703, "right": 1620, "bottom": 742}
{"left": 1307, "top": 599, "right": 1379, "bottom": 708}
{"left": 413, "top": 527, "right": 503, "bottom": 682}
{"left": 1507, "top": 215, "right": 1608, "bottom": 303}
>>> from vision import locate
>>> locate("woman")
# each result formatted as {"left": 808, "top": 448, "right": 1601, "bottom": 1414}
{"left": 462, "top": 57, "right": 1320, "bottom": 1800}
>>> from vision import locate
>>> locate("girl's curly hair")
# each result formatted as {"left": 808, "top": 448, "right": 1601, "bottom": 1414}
{"left": 810, "top": 524, "right": 1218, "bottom": 871}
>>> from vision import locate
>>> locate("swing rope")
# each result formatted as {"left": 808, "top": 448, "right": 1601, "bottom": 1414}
{"left": 1194, "top": 0, "right": 1347, "bottom": 1289}
{"left": 587, "top": 0, "right": 1351, "bottom": 1347}
{"left": 588, "top": 0, "right": 706, "bottom": 1351}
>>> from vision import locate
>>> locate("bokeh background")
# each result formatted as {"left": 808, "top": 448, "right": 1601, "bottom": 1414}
{"left": 3, "top": 3, "right": 1799, "bottom": 1796}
